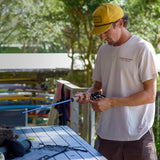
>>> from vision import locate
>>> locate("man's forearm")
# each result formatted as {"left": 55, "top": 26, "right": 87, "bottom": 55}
{"left": 111, "top": 78, "right": 157, "bottom": 107}
{"left": 89, "top": 89, "right": 156, "bottom": 112}
{"left": 110, "top": 90, "right": 156, "bottom": 107}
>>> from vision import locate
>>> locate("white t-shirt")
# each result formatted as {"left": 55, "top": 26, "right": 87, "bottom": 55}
{"left": 92, "top": 35, "right": 158, "bottom": 141}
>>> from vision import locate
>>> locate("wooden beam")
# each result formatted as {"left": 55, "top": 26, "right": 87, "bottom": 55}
{"left": 0, "top": 96, "right": 51, "bottom": 102}
{"left": 0, "top": 78, "right": 44, "bottom": 84}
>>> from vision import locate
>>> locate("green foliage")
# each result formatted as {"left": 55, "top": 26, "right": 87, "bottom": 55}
{"left": 59, "top": 0, "right": 109, "bottom": 86}
{"left": 153, "top": 107, "right": 160, "bottom": 156}
{"left": 1, "top": 0, "right": 160, "bottom": 53}
{"left": 123, "top": 0, "right": 160, "bottom": 52}
{"left": 66, "top": 71, "right": 88, "bottom": 87}
{"left": 0, "top": 0, "right": 68, "bottom": 52}
{"left": 153, "top": 74, "right": 160, "bottom": 156}
{"left": 157, "top": 74, "right": 160, "bottom": 91}
{"left": 0, "top": 0, "right": 20, "bottom": 43}
{"left": 0, "top": 0, "right": 160, "bottom": 83}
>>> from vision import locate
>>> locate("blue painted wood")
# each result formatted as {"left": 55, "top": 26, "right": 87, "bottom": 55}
{"left": 0, "top": 105, "right": 40, "bottom": 110}
{"left": 12, "top": 126, "right": 107, "bottom": 160}
{"left": 52, "top": 126, "right": 98, "bottom": 160}
{"left": 0, "top": 109, "right": 27, "bottom": 127}
{"left": 61, "top": 126, "right": 107, "bottom": 160}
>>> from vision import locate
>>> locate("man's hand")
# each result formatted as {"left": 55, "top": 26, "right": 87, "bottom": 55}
{"left": 74, "top": 92, "right": 90, "bottom": 104}
{"left": 89, "top": 98, "right": 112, "bottom": 112}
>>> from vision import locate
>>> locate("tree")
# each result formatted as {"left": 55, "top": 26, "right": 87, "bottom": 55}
{"left": 61, "top": 0, "right": 160, "bottom": 86}
{"left": 0, "top": 0, "right": 68, "bottom": 53}
{"left": 0, "top": 0, "right": 159, "bottom": 85}
{"left": 60, "top": 0, "right": 114, "bottom": 87}
{"left": 15, "top": 0, "right": 68, "bottom": 53}
{"left": 123, "top": 0, "right": 160, "bottom": 52}
{"left": 0, "top": 0, "right": 21, "bottom": 44}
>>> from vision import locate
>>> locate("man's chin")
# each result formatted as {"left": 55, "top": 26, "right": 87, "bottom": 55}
{"left": 108, "top": 41, "right": 116, "bottom": 46}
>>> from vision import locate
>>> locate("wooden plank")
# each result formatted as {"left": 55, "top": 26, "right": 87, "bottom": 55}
{"left": 21, "top": 127, "right": 42, "bottom": 148}
{"left": 62, "top": 126, "right": 107, "bottom": 160}
{"left": 13, "top": 127, "right": 27, "bottom": 141}
{"left": 54, "top": 153, "right": 69, "bottom": 160}
{"left": 52, "top": 126, "right": 98, "bottom": 160}
{"left": 42, "top": 126, "right": 68, "bottom": 146}
{"left": 0, "top": 105, "right": 40, "bottom": 110}
{"left": 13, "top": 127, "right": 46, "bottom": 160}
{"left": 82, "top": 103, "right": 89, "bottom": 142}
{"left": 65, "top": 150, "right": 85, "bottom": 159}
{"left": 70, "top": 90, "right": 79, "bottom": 133}
{"left": 48, "top": 80, "right": 96, "bottom": 146}
{"left": 48, "top": 88, "right": 60, "bottom": 126}
{"left": 0, "top": 78, "right": 39, "bottom": 82}
{"left": 13, "top": 126, "right": 107, "bottom": 160}
{"left": 31, "top": 126, "right": 70, "bottom": 160}
{"left": 0, "top": 70, "right": 70, "bottom": 81}
{"left": 31, "top": 126, "right": 56, "bottom": 145}
{"left": 0, "top": 78, "right": 44, "bottom": 84}
{"left": 0, "top": 109, "right": 27, "bottom": 127}
{"left": 0, "top": 96, "right": 51, "bottom": 101}
{"left": 90, "top": 106, "right": 96, "bottom": 146}
{"left": 50, "top": 126, "right": 85, "bottom": 160}
{"left": 13, "top": 127, "right": 60, "bottom": 160}
{"left": 51, "top": 126, "right": 80, "bottom": 146}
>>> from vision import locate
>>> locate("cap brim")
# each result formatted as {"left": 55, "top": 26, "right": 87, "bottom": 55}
{"left": 90, "top": 24, "right": 112, "bottom": 35}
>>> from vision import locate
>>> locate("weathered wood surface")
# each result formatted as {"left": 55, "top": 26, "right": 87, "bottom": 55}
{"left": 48, "top": 80, "right": 95, "bottom": 146}
{"left": 13, "top": 125, "right": 107, "bottom": 160}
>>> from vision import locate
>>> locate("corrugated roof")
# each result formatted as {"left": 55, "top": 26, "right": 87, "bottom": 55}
{"left": 0, "top": 53, "right": 159, "bottom": 72}
{"left": 0, "top": 53, "right": 84, "bottom": 71}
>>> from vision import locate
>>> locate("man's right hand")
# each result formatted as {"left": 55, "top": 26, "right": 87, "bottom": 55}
{"left": 74, "top": 92, "right": 90, "bottom": 104}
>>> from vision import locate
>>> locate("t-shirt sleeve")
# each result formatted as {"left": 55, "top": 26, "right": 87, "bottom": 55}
{"left": 138, "top": 43, "right": 158, "bottom": 82}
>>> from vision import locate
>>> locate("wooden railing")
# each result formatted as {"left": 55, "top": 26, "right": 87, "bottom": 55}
{"left": 48, "top": 80, "right": 95, "bottom": 146}
{"left": 48, "top": 80, "right": 160, "bottom": 146}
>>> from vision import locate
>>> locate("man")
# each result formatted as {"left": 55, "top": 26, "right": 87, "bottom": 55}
{"left": 76, "top": 3, "right": 158, "bottom": 160}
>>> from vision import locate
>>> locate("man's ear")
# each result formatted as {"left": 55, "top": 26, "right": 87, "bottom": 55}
{"left": 118, "top": 19, "right": 124, "bottom": 28}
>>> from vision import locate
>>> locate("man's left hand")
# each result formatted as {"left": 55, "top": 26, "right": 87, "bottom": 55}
{"left": 89, "top": 98, "right": 112, "bottom": 112}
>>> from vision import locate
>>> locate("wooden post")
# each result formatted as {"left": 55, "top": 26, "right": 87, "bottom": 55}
{"left": 48, "top": 80, "right": 96, "bottom": 146}
{"left": 89, "top": 104, "right": 96, "bottom": 146}
{"left": 70, "top": 90, "right": 79, "bottom": 134}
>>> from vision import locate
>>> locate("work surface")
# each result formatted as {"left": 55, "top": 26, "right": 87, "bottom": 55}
{"left": 13, "top": 125, "right": 107, "bottom": 160}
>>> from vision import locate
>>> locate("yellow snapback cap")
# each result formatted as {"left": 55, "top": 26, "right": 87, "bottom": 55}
{"left": 90, "top": 3, "right": 124, "bottom": 35}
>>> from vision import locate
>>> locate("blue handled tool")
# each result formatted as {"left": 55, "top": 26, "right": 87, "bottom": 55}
{"left": 22, "top": 97, "right": 79, "bottom": 114}
{"left": 22, "top": 92, "right": 105, "bottom": 114}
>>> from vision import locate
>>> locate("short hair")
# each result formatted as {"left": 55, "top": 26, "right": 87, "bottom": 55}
{"left": 122, "top": 15, "right": 129, "bottom": 28}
